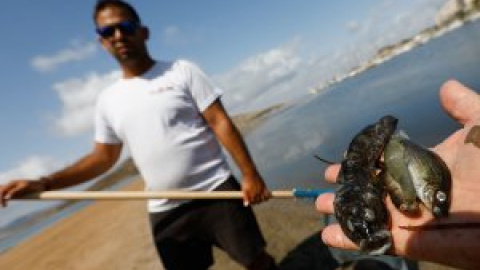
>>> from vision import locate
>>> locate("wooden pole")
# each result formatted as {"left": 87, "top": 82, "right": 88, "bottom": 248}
{"left": 19, "top": 190, "right": 294, "bottom": 200}
{"left": 16, "top": 189, "right": 333, "bottom": 201}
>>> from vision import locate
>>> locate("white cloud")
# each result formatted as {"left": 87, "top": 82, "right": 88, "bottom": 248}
{"left": 214, "top": 40, "right": 303, "bottom": 112}
{"left": 161, "top": 25, "right": 189, "bottom": 46}
{"left": 346, "top": 20, "right": 362, "bottom": 33}
{"left": 31, "top": 41, "right": 98, "bottom": 72}
{"left": 53, "top": 70, "right": 121, "bottom": 136}
{"left": 213, "top": 37, "right": 369, "bottom": 113}
{"left": 0, "top": 156, "right": 59, "bottom": 185}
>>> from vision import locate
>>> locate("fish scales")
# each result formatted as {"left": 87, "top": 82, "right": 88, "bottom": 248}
{"left": 402, "top": 138, "right": 451, "bottom": 217}
{"left": 382, "top": 131, "right": 451, "bottom": 217}
{"left": 383, "top": 133, "right": 420, "bottom": 213}
{"left": 334, "top": 115, "right": 397, "bottom": 255}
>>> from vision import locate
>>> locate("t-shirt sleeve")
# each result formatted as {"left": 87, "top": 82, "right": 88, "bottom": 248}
{"left": 182, "top": 60, "right": 223, "bottom": 112}
{"left": 94, "top": 99, "right": 122, "bottom": 144}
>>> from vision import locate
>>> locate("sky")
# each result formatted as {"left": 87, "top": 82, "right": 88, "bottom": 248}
{"left": 0, "top": 0, "right": 449, "bottom": 186}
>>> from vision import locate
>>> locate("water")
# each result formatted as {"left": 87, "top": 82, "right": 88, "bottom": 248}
{"left": 246, "top": 19, "right": 480, "bottom": 190}
{"left": 2, "top": 18, "right": 480, "bottom": 255}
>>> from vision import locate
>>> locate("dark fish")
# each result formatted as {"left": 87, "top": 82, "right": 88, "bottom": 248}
{"left": 341, "top": 115, "right": 398, "bottom": 173}
{"left": 334, "top": 115, "right": 397, "bottom": 255}
{"left": 334, "top": 165, "right": 391, "bottom": 255}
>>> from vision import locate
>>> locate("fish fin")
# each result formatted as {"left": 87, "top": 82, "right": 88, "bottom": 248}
{"left": 394, "top": 129, "right": 410, "bottom": 139}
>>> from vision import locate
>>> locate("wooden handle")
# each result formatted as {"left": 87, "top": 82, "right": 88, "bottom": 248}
{"left": 18, "top": 190, "right": 295, "bottom": 200}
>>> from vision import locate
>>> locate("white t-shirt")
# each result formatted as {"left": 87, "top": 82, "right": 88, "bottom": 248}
{"left": 95, "top": 60, "right": 231, "bottom": 212}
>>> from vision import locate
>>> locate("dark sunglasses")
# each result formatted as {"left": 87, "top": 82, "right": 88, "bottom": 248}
{"left": 96, "top": 21, "right": 139, "bottom": 38}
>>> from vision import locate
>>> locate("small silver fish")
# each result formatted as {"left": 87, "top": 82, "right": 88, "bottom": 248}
{"left": 383, "top": 132, "right": 419, "bottom": 213}
{"left": 383, "top": 132, "right": 451, "bottom": 218}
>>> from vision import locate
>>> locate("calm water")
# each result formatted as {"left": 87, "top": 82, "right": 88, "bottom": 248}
{"left": 247, "top": 19, "right": 480, "bottom": 191}
{"left": 2, "top": 19, "right": 480, "bottom": 254}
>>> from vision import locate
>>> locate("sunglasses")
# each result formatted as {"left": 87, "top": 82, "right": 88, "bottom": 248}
{"left": 96, "top": 21, "right": 139, "bottom": 38}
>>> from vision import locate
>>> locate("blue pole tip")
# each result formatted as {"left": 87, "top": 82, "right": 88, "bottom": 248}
{"left": 293, "top": 188, "right": 335, "bottom": 198}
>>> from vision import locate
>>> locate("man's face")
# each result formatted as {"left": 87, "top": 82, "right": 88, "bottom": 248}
{"left": 95, "top": 6, "right": 148, "bottom": 63}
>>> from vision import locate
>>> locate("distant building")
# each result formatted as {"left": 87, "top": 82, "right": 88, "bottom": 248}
{"left": 436, "top": 0, "right": 480, "bottom": 25}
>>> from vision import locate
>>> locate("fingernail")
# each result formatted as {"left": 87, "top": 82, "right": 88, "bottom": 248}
{"left": 243, "top": 201, "right": 249, "bottom": 207}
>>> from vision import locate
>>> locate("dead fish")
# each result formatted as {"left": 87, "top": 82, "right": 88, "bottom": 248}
{"left": 384, "top": 132, "right": 451, "bottom": 218}
{"left": 383, "top": 132, "right": 420, "bottom": 213}
{"left": 334, "top": 115, "right": 397, "bottom": 255}
{"left": 334, "top": 165, "right": 391, "bottom": 255}
{"left": 342, "top": 115, "right": 398, "bottom": 173}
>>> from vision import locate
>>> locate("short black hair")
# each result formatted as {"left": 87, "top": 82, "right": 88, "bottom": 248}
{"left": 93, "top": 0, "right": 141, "bottom": 25}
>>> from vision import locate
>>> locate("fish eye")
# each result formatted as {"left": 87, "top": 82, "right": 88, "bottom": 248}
{"left": 436, "top": 191, "right": 447, "bottom": 202}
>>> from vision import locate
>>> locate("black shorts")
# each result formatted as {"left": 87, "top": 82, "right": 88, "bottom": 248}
{"left": 149, "top": 176, "right": 266, "bottom": 270}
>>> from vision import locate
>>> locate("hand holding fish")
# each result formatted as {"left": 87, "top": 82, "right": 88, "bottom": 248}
{"left": 316, "top": 80, "right": 480, "bottom": 270}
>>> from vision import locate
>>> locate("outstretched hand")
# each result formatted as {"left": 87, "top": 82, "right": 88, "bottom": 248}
{"left": 0, "top": 179, "right": 46, "bottom": 207}
{"left": 316, "top": 80, "right": 480, "bottom": 270}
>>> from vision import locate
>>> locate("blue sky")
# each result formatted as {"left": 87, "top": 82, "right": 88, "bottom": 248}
{"left": 0, "top": 0, "right": 448, "bottom": 187}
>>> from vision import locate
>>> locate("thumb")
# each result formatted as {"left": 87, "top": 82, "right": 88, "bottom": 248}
{"left": 321, "top": 224, "right": 358, "bottom": 251}
{"left": 440, "top": 80, "right": 480, "bottom": 125}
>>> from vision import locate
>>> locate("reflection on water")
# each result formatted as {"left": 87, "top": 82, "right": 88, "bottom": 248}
{"left": 246, "top": 20, "right": 480, "bottom": 190}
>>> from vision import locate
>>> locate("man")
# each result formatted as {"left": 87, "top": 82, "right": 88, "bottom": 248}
{"left": 0, "top": 1, "right": 277, "bottom": 269}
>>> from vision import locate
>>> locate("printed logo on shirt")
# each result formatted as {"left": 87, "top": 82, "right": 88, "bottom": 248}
{"left": 149, "top": 85, "right": 177, "bottom": 94}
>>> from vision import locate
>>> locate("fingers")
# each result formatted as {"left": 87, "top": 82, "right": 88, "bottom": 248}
{"left": 325, "top": 164, "right": 341, "bottom": 183}
{"left": 242, "top": 192, "right": 252, "bottom": 207}
{"left": 0, "top": 180, "right": 41, "bottom": 207}
{"left": 0, "top": 182, "right": 21, "bottom": 207}
{"left": 0, "top": 185, "right": 9, "bottom": 207}
{"left": 316, "top": 193, "right": 335, "bottom": 214}
{"left": 321, "top": 224, "right": 359, "bottom": 251}
{"left": 242, "top": 186, "right": 271, "bottom": 206}
{"left": 254, "top": 188, "right": 271, "bottom": 204}
{"left": 440, "top": 80, "right": 480, "bottom": 125}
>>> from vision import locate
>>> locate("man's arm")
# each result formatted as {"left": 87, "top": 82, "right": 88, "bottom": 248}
{"left": 202, "top": 99, "right": 271, "bottom": 205}
{"left": 0, "top": 142, "right": 122, "bottom": 206}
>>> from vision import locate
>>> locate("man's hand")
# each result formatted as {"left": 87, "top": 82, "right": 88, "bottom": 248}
{"left": 0, "top": 142, "right": 122, "bottom": 208}
{"left": 0, "top": 179, "right": 46, "bottom": 207}
{"left": 241, "top": 174, "right": 271, "bottom": 206}
{"left": 315, "top": 80, "right": 480, "bottom": 270}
